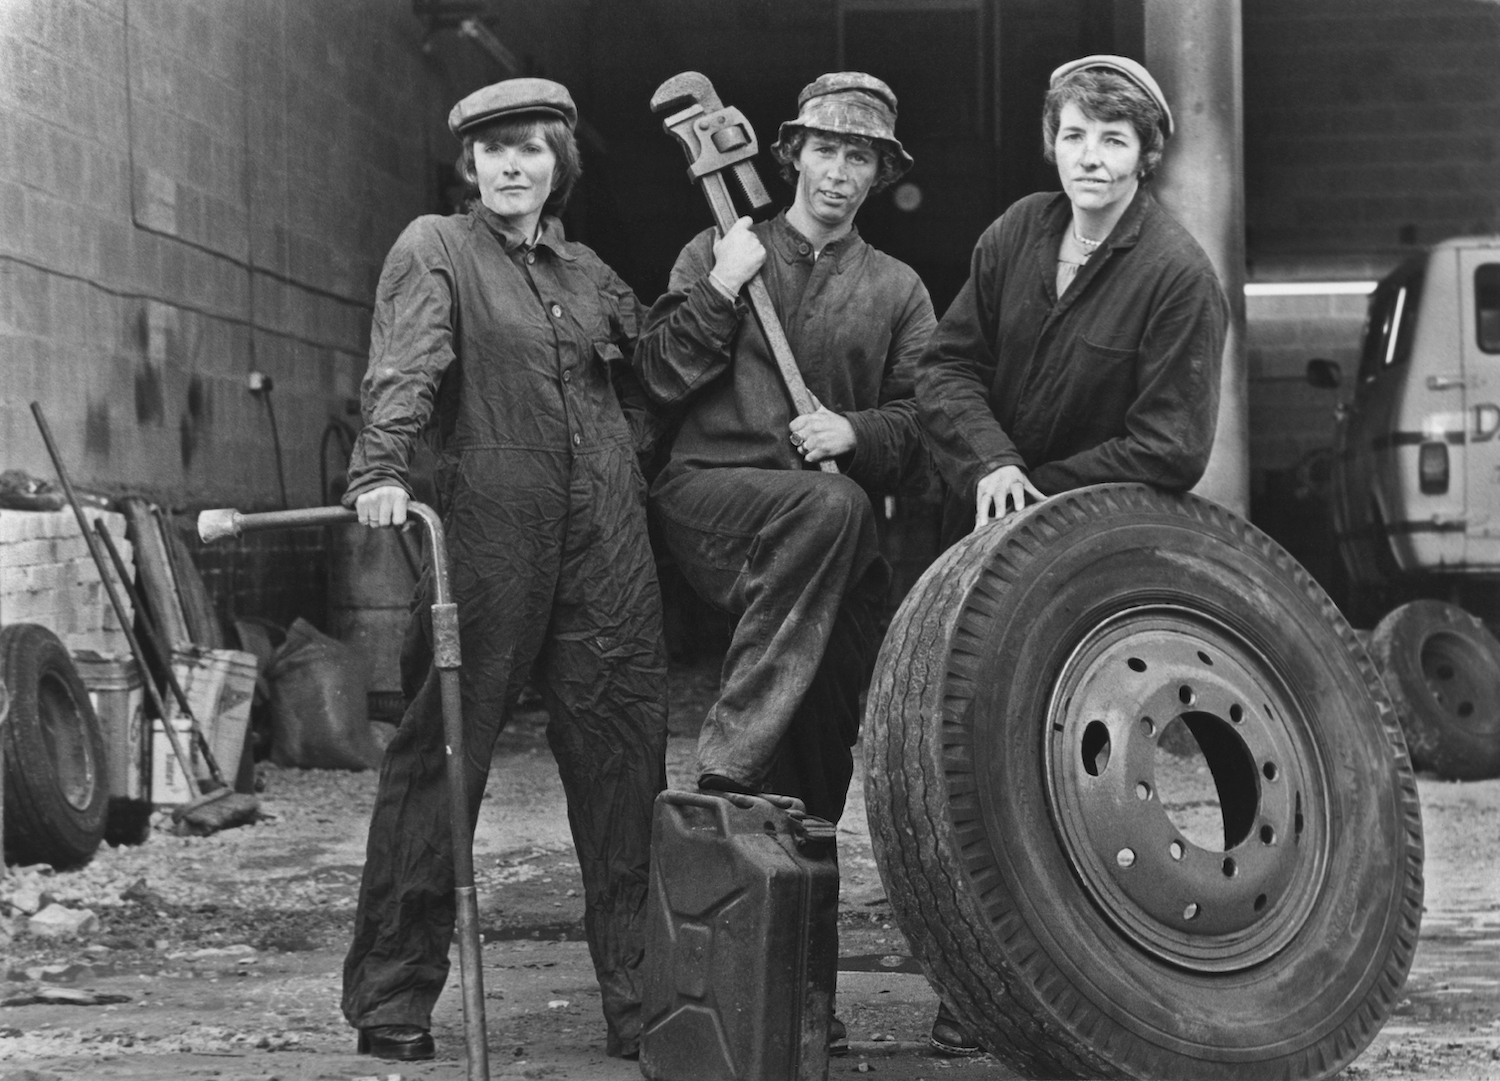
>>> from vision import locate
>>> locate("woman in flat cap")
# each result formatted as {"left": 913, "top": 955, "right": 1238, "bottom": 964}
{"left": 340, "top": 77, "right": 667, "bottom": 1062}
{"left": 917, "top": 54, "right": 1228, "bottom": 547}
{"left": 910, "top": 54, "right": 1228, "bottom": 1055}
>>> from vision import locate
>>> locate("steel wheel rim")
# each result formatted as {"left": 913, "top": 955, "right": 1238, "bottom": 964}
{"left": 1043, "top": 605, "right": 1332, "bottom": 972}
{"left": 39, "top": 672, "right": 97, "bottom": 811}
{"left": 1418, "top": 630, "right": 1500, "bottom": 738}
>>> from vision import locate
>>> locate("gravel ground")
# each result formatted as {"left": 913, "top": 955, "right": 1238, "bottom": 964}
{"left": 2, "top": 654, "right": 1499, "bottom": 1080}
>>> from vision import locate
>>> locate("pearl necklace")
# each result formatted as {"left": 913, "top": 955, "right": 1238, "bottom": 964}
{"left": 1073, "top": 223, "right": 1103, "bottom": 251}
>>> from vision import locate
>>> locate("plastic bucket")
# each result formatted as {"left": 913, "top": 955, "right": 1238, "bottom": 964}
{"left": 71, "top": 651, "right": 146, "bottom": 801}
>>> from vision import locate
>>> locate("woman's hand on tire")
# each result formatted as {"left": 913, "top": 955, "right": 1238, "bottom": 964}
{"left": 356, "top": 485, "right": 409, "bottom": 528}
{"left": 974, "top": 465, "right": 1043, "bottom": 530}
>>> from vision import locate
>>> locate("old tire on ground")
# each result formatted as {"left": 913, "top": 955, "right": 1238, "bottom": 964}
{"left": 2, "top": 623, "right": 108, "bottom": 867}
{"left": 864, "top": 484, "right": 1424, "bottom": 1080}
{"left": 1370, "top": 599, "right": 1500, "bottom": 780}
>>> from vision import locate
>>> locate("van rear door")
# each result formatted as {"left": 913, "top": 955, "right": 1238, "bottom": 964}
{"left": 1461, "top": 245, "right": 1500, "bottom": 565}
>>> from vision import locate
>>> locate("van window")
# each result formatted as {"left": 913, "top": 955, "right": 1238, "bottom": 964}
{"left": 1358, "top": 271, "right": 1424, "bottom": 382}
{"left": 1478, "top": 264, "right": 1500, "bottom": 354}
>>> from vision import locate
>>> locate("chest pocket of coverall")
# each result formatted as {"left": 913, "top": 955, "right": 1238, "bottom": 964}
{"left": 1065, "top": 337, "right": 1138, "bottom": 446}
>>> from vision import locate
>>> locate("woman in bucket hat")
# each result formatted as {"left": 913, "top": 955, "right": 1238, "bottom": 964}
{"left": 633, "top": 71, "right": 936, "bottom": 1057}
{"left": 340, "top": 77, "right": 668, "bottom": 1062}
{"left": 912, "top": 55, "right": 1229, "bottom": 1053}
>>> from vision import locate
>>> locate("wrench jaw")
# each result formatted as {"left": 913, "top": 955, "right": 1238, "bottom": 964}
{"left": 653, "top": 73, "right": 771, "bottom": 213}
{"left": 649, "top": 71, "right": 723, "bottom": 116}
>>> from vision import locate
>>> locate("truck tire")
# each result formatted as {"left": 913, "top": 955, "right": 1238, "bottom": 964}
{"left": 2, "top": 623, "right": 108, "bottom": 867}
{"left": 864, "top": 484, "right": 1424, "bottom": 1080}
{"left": 1371, "top": 600, "right": 1500, "bottom": 780}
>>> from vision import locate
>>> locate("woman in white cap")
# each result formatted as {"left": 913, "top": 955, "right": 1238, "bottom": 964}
{"left": 340, "top": 77, "right": 667, "bottom": 1062}
{"left": 912, "top": 55, "right": 1229, "bottom": 1054}
{"left": 917, "top": 55, "right": 1228, "bottom": 548}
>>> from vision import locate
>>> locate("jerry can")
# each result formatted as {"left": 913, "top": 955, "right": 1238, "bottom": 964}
{"left": 640, "top": 790, "right": 839, "bottom": 1081}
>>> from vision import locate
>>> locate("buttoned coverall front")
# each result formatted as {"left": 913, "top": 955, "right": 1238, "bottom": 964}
{"left": 339, "top": 205, "right": 668, "bottom": 1058}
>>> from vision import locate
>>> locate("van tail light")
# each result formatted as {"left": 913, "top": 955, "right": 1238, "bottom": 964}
{"left": 1418, "top": 442, "right": 1449, "bottom": 495}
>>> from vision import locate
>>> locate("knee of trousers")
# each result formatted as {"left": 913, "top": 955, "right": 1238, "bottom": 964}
{"left": 787, "top": 475, "right": 877, "bottom": 550}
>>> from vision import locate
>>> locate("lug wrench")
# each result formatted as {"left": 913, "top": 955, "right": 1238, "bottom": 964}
{"left": 197, "top": 503, "right": 489, "bottom": 1081}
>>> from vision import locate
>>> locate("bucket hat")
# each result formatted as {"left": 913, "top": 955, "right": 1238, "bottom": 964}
{"left": 773, "top": 71, "right": 914, "bottom": 176}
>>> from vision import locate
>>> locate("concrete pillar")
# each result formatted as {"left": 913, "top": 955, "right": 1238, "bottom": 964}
{"left": 1144, "top": 0, "right": 1248, "bottom": 515}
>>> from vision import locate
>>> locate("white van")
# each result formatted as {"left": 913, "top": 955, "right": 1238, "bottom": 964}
{"left": 1314, "top": 236, "right": 1500, "bottom": 606}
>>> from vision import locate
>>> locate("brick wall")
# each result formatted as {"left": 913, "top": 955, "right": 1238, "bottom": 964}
{"left": 0, "top": 0, "right": 442, "bottom": 512}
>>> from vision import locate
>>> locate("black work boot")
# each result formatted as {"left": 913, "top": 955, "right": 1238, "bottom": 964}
{"left": 928, "top": 1002, "right": 981, "bottom": 1056}
{"left": 357, "top": 1024, "right": 435, "bottom": 1061}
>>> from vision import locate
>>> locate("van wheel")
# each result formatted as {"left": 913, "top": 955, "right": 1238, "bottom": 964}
{"left": 864, "top": 484, "right": 1424, "bottom": 1080}
{"left": 2, "top": 624, "right": 108, "bottom": 867}
{"left": 1371, "top": 600, "right": 1500, "bottom": 780}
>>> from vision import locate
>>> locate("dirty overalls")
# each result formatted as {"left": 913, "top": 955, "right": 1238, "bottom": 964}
{"left": 634, "top": 213, "right": 934, "bottom": 825}
{"left": 340, "top": 207, "right": 668, "bottom": 1058}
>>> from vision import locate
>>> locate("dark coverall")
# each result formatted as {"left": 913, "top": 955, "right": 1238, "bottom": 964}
{"left": 633, "top": 212, "right": 934, "bottom": 824}
{"left": 916, "top": 189, "right": 1228, "bottom": 548}
{"left": 340, "top": 205, "right": 668, "bottom": 1057}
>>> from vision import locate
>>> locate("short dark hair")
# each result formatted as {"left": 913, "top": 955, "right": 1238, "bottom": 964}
{"left": 1042, "top": 68, "right": 1166, "bottom": 180}
{"left": 773, "top": 127, "right": 904, "bottom": 195}
{"left": 455, "top": 114, "right": 582, "bottom": 215}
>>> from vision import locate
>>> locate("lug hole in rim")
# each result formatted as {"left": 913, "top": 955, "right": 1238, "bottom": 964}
{"left": 1117, "top": 848, "right": 1136, "bottom": 868}
{"left": 1081, "top": 721, "right": 1111, "bottom": 776}
{"left": 1229, "top": 703, "right": 1244, "bottom": 723}
{"left": 1263, "top": 761, "right": 1278, "bottom": 782}
{"left": 1254, "top": 893, "right": 1268, "bottom": 912}
{"left": 1221, "top": 856, "right": 1237, "bottom": 877}
{"left": 1135, "top": 782, "right": 1151, "bottom": 801}
{"left": 1178, "top": 685, "right": 1196, "bottom": 706}
{"left": 1260, "top": 823, "right": 1275, "bottom": 844}
{"left": 1183, "top": 903, "right": 1200, "bottom": 921}
{"left": 1169, "top": 840, "right": 1184, "bottom": 861}
{"left": 1140, "top": 716, "right": 1155, "bottom": 737}
{"left": 1197, "top": 650, "right": 1213, "bottom": 665}
{"left": 1127, "top": 657, "right": 1147, "bottom": 672}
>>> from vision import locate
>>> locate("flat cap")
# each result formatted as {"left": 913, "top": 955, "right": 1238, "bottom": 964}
{"left": 1049, "top": 54, "right": 1174, "bottom": 139}
{"left": 447, "top": 77, "right": 577, "bottom": 137}
{"left": 774, "top": 71, "right": 913, "bottom": 176}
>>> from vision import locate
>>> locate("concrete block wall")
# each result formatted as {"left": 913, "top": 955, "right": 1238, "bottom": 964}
{"left": 0, "top": 507, "right": 133, "bottom": 655}
{"left": 1244, "top": 0, "right": 1500, "bottom": 277}
{"left": 0, "top": 0, "right": 443, "bottom": 513}
{"left": 1246, "top": 291, "right": 1369, "bottom": 474}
